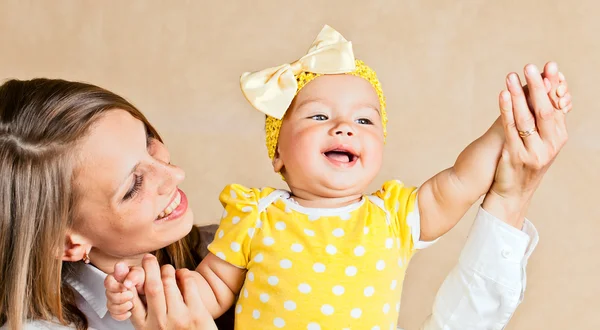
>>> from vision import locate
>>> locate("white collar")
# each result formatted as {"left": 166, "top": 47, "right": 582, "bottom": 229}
{"left": 64, "top": 262, "right": 109, "bottom": 318}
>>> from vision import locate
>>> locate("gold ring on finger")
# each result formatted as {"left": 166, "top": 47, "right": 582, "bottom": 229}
{"left": 518, "top": 127, "right": 537, "bottom": 138}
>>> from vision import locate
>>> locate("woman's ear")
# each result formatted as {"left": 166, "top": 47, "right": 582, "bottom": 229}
{"left": 62, "top": 232, "right": 91, "bottom": 262}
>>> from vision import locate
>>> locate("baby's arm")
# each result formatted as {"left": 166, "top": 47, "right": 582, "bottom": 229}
{"left": 417, "top": 117, "right": 504, "bottom": 242}
{"left": 417, "top": 64, "right": 570, "bottom": 242}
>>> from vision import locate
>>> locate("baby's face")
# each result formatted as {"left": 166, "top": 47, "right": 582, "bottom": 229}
{"left": 274, "top": 74, "right": 384, "bottom": 199}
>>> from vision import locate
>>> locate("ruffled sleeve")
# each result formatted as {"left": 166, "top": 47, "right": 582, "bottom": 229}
{"left": 207, "top": 184, "right": 261, "bottom": 269}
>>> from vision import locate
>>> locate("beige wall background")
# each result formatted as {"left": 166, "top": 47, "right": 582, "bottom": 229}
{"left": 1, "top": 0, "right": 598, "bottom": 329}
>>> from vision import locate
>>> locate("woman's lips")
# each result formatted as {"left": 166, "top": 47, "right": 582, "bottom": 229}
{"left": 155, "top": 189, "right": 188, "bottom": 223}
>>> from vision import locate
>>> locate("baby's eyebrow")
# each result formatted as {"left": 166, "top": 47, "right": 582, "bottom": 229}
{"left": 354, "top": 102, "right": 381, "bottom": 115}
{"left": 294, "top": 97, "right": 330, "bottom": 111}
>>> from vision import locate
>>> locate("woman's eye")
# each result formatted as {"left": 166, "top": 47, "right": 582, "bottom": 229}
{"left": 123, "top": 174, "right": 144, "bottom": 201}
{"left": 310, "top": 114, "right": 328, "bottom": 121}
{"left": 356, "top": 118, "right": 373, "bottom": 125}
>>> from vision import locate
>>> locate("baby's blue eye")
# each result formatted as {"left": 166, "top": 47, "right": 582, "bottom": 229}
{"left": 311, "top": 114, "right": 328, "bottom": 121}
{"left": 356, "top": 118, "right": 373, "bottom": 125}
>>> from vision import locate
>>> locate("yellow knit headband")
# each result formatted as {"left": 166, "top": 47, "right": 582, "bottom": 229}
{"left": 240, "top": 25, "right": 387, "bottom": 160}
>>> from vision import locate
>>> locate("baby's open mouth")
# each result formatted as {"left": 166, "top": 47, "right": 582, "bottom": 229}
{"left": 323, "top": 149, "right": 358, "bottom": 163}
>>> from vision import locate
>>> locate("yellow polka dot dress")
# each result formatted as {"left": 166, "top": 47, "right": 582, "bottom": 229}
{"left": 208, "top": 180, "right": 430, "bottom": 330}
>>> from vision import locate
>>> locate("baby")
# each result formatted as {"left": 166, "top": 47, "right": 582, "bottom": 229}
{"left": 106, "top": 25, "right": 571, "bottom": 329}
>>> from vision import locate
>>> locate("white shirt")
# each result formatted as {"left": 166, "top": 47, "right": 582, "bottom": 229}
{"left": 12, "top": 206, "right": 538, "bottom": 330}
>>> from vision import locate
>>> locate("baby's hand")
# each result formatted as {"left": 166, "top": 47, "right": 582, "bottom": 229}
{"left": 539, "top": 62, "right": 572, "bottom": 113}
{"left": 104, "top": 261, "right": 146, "bottom": 321}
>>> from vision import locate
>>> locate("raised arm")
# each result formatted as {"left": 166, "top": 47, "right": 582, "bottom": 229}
{"left": 417, "top": 62, "right": 570, "bottom": 330}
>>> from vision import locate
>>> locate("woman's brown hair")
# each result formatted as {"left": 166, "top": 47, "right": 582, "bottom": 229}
{"left": 0, "top": 78, "right": 199, "bottom": 329}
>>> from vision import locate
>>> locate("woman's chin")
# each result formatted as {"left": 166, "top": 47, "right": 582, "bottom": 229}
{"left": 156, "top": 208, "right": 196, "bottom": 247}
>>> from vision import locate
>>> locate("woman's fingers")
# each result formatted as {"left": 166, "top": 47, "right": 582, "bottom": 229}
{"left": 506, "top": 72, "right": 542, "bottom": 150}
{"left": 161, "top": 264, "right": 186, "bottom": 311}
{"left": 129, "top": 286, "right": 148, "bottom": 329}
{"left": 141, "top": 254, "right": 167, "bottom": 326}
{"left": 498, "top": 89, "right": 524, "bottom": 154}
{"left": 123, "top": 267, "right": 146, "bottom": 295}
{"left": 523, "top": 64, "right": 557, "bottom": 142}
{"left": 177, "top": 269, "right": 218, "bottom": 330}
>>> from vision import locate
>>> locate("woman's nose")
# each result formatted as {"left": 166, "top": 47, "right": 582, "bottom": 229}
{"left": 148, "top": 138, "right": 185, "bottom": 195}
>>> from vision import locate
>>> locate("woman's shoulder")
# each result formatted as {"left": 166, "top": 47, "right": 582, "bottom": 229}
{"left": 1, "top": 319, "right": 76, "bottom": 330}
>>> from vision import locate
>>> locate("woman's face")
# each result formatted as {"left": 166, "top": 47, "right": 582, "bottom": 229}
{"left": 72, "top": 110, "right": 194, "bottom": 266}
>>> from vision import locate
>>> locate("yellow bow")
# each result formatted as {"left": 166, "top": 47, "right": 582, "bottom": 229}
{"left": 240, "top": 25, "right": 356, "bottom": 119}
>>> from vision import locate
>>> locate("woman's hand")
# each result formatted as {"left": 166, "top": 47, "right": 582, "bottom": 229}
{"left": 128, "top": 254, "right": 217, "bottom": 330}
{"left": 482, "top": 62, "right": 571, "bottom": 228}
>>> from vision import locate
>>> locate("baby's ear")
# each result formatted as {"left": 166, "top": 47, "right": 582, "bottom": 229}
{"left": 272, "top": 149, "right": 284, "bottom": 173}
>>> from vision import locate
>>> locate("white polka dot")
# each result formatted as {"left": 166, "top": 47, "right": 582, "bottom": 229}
{"left": 298, "top": 283, "right": 312, "bottom": 293}
{"left": 372, "top": 326, "right": 381, "bottom": 330}
{"left": 232, "top": 216, "right": 240, "bottom": 224}
{"left": 321, "top": 304, "right": 334, "bottom": 315}
{"left": 274, "top": 317, "right": 285, "bottom": 328}
{"left": 345, "top": 266, "right": 357, "bottom": 276}
{"left": 304, "top": 228, "right": 315, "bottom": 236}
{"left": 243, "top": 289, "right": 248, "bottom": 298}
{"left": 241, "top": 206, "right": 253, "bottom": 213}
{"left": 383, "top": 303, "right": 390, "bottom": 314}
{"left": 307, "top": 323, "right": 321, "bottom": 330}
{"left": 260, "top": 293, "right": 270, "bottom": 303}
{"left": 340, "top": 212, "right": 351, "bottom": 220}
{"left": 242, "top": 192, "right": 252, "bottom": 198}
{"left": 285, "top": 206, "right": 292, "bottom": 213}
{"left": 268, "top": 276, "right": 279, "bottom": 286}
{"left": 398, "top": 257, "right": 404, "bottom": 267}
{"left": 263, "top": 237, "right": 275, "bottom": 246}
{"left": 230, "top": 242, "right": 241, "bottom": 252}
{"left": 218, "top": 230, "right": 224, "bottom": 238}
{"left": 354, "top": 245, "right": 366, "bottom": 256}
{"left": 230, "top": 190, "right": 237, "bottom": 199}
{"left": 385, "top": 238, "right": 394, "bottom": 249}
{"left": 313, "top": 263, "right": 326, "bottom": 273}
{"left": 216, "top": 252, "right": 226, "bottom": 260}
{"left": 252, "top": 309, "right": 260, "bottom": 319}
{"left": 332, "top": 228, "right": 345, "bottom": 237}
{"left": 275, "top": 221, "right": 286, "bottom": 230}
{"left": 222, "top": 209, "right": 228, "bottom": 218}
{"left": 396, "top": 238, "right": 401, "bottom": 247}
{"left": 291, "top": 243, "right": 304, "bottom": 252}
{"left": 284, "top": 300, "right": 296, "bottom": 311}
{"left": 396, "top": 302, "right": 401, "bottom": 312}
{"left": 254, "top": 253, "right": 264, "bottom": 263}
{"left": 332, "top": 285, "right": 345, "bottom": 296}
{"left": 390, "top": 280, "right": 397, "bottom": 290}
{"left": 364, "top": 286, "right": 375, "bottom": 297}
{"left": 325, "top": 244, "right": 337, "bottom": 255}
{"left": 364, "top": 226, "right": 370, "bottom": 235}
{"left": 256, "top": 219, "right": 263, "bottom": 228}
{"left": 247, "top": 227, "right": 255, "bottom": 238}
{"left": 235, "top": 304, "right": 242, "bottom": 314}
{"left": 247, "top": 272, "right": 254, "bottom": 281}
{"left": 389, "top": 324, "right": 395, "bottom": 330}
{"left": 376, "top": 260, "right": 386, "bottom": 271}
{"left": 350, "top": 308, "right": 362, "bottom": 318}
{"left": 280, "top": 259, "right": 292, "bottom": 269}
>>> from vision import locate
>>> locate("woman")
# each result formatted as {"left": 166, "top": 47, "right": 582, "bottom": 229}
{"left": 0, "top": 62, "right": 570, "bottom": 329}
